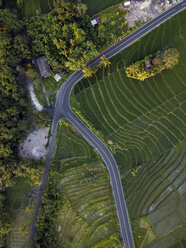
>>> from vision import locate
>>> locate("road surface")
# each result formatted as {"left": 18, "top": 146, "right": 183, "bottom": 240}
{"left": 30, "top": 1, "right": 186, "bottom": 247}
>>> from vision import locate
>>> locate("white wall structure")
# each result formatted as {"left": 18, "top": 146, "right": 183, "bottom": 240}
{"left": 124, "top": 1, "right": 131, "bottom": 6}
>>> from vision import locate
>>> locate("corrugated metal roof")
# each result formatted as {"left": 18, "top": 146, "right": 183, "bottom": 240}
{"left": 36, "top": 56, "right": 51, "bottom": 78}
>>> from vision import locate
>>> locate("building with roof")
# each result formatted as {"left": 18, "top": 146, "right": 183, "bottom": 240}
{"left": 124, "top": 1, "right": 131, "bottom": 6}
{"left": 54, "top": 73, "right": 64, "bottom": 82}
{"left": 145, "top": 59, "right": 152, "bottom": 69}
{"left": 35, "top": 56, "right": 51, "bottom": 78}
{"left": 91, "top": 17, "right": 101, "bottom": 26}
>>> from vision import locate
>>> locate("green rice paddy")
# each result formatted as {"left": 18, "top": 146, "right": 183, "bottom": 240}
{"left": 124, "top": 141, "right": 186, "bottom": 247}
{"left": 52, "top": 122, "right": 123, "bottom": 248}
{"left": 72, "top": 10, "right": 186, "bottom": 173}
{"left": 82, "top": 0, "right": 123, "bottom": 16}
{"left": 71, "top": 10, "right": 186, "bottom": 248}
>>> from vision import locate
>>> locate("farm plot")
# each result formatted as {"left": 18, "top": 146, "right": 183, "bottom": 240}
{"left": 52, "top": 121, "right": 123, "bottom": 248}
{"left": 82, "top": 0, "right": 123, "bottom": 16}
{"left": 72, "top": 10, "right": 186, "bottom": 173}
{"left": 6, "top": 178, "right": 38, "bottom": 248}
{"left": 23, "top": 0, "right": 53, "bottom": 16}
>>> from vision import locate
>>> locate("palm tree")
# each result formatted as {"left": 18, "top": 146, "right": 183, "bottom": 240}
{"left": 100, "top": 55, "right": 111, "bottom": 67}
{"left": 126, "top": 62, "right": 141, "bottom": 78}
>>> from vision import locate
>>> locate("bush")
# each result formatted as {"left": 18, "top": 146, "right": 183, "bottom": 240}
{"left": 35, "top": 111, "right": 51, "bottom": 128}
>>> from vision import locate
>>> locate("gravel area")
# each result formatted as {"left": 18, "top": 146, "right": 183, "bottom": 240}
{"left": 124, "top": 0, "right": 178, "bottom": 27}
{"left": 19, "top": 127, "right": 49, "bottom": 160}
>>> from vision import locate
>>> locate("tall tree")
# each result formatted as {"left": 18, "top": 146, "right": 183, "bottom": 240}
{"left": 100, "top": 55, "right": 111, "bottom": 67}
{"left": 163, "top": 48, "right": 179, "bottom": 69}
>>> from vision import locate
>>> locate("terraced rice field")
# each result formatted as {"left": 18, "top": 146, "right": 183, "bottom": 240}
{"left": 71, "top": 10, "right": 186, "bottom": 247}
{"left": 123, "top": 141, "right": 186, "bottom": 247}
{"left": 123, "top": 142, "right": 185, "bottom": 218}
{"left": 72, "top": 10, "right": 186, "bottom": 173}
{"left": 53, "top": 122, "right": 122, "bottom": 248}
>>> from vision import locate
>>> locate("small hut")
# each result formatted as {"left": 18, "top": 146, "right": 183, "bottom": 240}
{"left": 91, "top": 17, "right": 101, "bottom": 27}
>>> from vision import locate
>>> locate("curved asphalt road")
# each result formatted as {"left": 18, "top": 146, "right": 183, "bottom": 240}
{"left": 30, "top": 1, "right": 186, "bottom": 247}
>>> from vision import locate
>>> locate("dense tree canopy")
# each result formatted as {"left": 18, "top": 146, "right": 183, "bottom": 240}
{"left": 26, "top": 0, "right": 98, "bottom": 72}
{"left": 0, "top": 9, "right": 35, "bottom": 245}
{"left": 36, "top": 179, "right": 63, "bottom": 248}
{"left": 163, "top": 48, "right": 180, "bottom": 69}
{"left": 0, "top": 194, "right": 12, "bottom": 246}
{"left": 0, "top": 9, "right": 32, "bottom": 187}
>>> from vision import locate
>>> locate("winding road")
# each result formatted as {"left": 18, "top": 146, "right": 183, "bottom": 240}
{"left": 30, "top": 1, "right": 186, "bottom": 247}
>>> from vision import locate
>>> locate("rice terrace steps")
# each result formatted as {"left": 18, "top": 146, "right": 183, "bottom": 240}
{"left": 71, "top": 7, "right": 186, "bottom": 247}
{"left": 73, "top": 8, "right": 186, "bottom": 172}
{"left": 53, "top": 123, "right": 123, "bottom": 248}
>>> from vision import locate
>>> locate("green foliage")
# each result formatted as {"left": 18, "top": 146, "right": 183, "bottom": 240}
{"left": 0, "top": 194, "right": 12, "bottom": 245}
{"left": 26, "top": 66, "right": 38, "bottom": 81}
{"left": 35, "top": 111, "right": 51, "bottom": 128}
{"left": 126, "top": 48, "right": 180, "bottom": 81}
{"left": 96, "top": 4, "right": 128, "bottom": 49}
{"left": 82, "top": 65, "right": 97, "bottom": 78}
{"left": 35, "top": 179, "right": 63, "bottom": 248}
{"left": 163, "top": 48, "right": 180, "bottom": 69}
{"left": 0, "top": 10, "right": 37, "bottom": 245}
{"left": 0, "top": 9, "right": 32, "bottom": 189}
{"left": 13, "top": 35, "right": 31, "bottom": 60}
{"left": 0, "top": 9, "right": 23, "bottom": 32}
{"left": 100, "top": 55, "right": 111, "bottom": 67}
{"left": 53, "top": 0, "right": 87, "bottom": 22}
{"left": 26, "top": 0, "right": 98, "bottom": 72}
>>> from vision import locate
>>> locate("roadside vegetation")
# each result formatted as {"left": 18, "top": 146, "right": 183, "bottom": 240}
{"left": 25, "top": 0, "right": 144, "bottom": 76}
{"left": 33, "top": 120, "right": 123, "bottom": 248}
{"left": 71, "top": 10, "right": 186, "bottom": 247}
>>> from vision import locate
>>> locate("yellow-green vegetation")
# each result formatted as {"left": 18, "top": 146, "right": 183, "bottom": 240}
{"left": 26, "top": 0, "right": 98, "bottom": 73}
{"left": 100, "top": 55, "right": 111, "bottom": 68}
{"left": 71, "top": 10, "right": 186, "bottom": 248}
{"left": 48, "top": 121, "right": 123, "bottom": 248}
{"left": 126, "top": 48, "right": 180, "bottom": 81}
{"left": 93, "top": 2, "right": 142, "bottom": 51}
